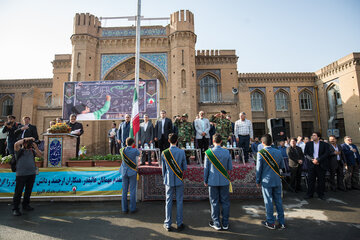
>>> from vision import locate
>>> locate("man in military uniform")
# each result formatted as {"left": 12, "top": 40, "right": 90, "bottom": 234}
{"left": 210, "top": 110, "right": 232, "bottom": 147}
{"left": 174, "top": 114, "right": 194, "bottom": 149}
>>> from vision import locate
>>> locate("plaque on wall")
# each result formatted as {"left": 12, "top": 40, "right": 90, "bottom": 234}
{"left": 47, "top": 137, "right": 63, "bottom": 167}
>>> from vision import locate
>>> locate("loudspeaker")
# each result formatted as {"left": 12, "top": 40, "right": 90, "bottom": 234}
{"left": 267, "top": 118, "right": 286, "bottom": 142}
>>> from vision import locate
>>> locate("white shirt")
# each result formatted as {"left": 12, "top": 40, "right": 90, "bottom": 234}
{"left": 331, "top": 144, "right": 340, "bottom": 161}
{"left": 143, "top": 121, "right": 148, "bottom": 132}
{"left": 0, "top": 126, "right": 8, "bottom": 139}
{"left": 235, "top": 119, "right": 253, "bottom": 139}
{"left": 161, "top": 118, "right": 165, "bottom": 134}
{"left": 297, "top": 141, "right": 306, "bottom": 153}
{"left": 21, "top": 124, "right": 29, "bottom": 139}
{"left": 76, "top": 113, "right": 95, "bottom": 120}
{"left": 313, "top": 141, "right": 320, "bottom": 159}
{"left": 257, "top": 143, "right": 264, "bottom": 151}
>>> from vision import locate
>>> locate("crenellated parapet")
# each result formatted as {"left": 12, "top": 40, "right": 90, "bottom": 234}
{"left": 195, "top": 49, "right": 238, "bottom": 65}
{"left": 73, "top": 13, "right": 101, "bottom": 36}
{"left": 238, "top": 72, "right": 316, "bottom": 83}
{"left": 169, "top": 10, "right": 194, "bottom": 34}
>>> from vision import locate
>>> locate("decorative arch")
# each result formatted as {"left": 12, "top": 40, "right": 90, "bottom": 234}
{"left": 299, "top": 89, "right": 313, "bottom": 110}
{"left": 250, "top": 89, "right": 264, "bottom": 111}
{"left": 274, "top": 89, "right": 289, "bottom": 111}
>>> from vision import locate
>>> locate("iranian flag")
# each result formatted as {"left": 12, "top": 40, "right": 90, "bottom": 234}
{"left": 130, "top": 87, "right": 140, "bottom": 139}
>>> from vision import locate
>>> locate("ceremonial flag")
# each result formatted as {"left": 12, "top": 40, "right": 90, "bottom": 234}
{"left": 130, "top": 88, "right": 140, "bottom": 139}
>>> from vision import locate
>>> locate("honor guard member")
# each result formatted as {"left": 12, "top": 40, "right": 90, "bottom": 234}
{"left": 204, "top": 133, "right": 233, "bottom": 231}
{"left": 256, "top": 134, "right": 285, "bottom": 230}
{"left": 174, "top": 114, "right": 194, "bottom": 149}
{"left": 119, "top": 137, "right": 140, "bottom": 214}
{"left": 210, "top": 110, "right": 232, "bottom": 147}
{"left": 161, "top": 133, "right": 187, "bottom": 232}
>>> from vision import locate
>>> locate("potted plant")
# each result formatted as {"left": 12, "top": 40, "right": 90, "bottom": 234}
{"left": 93, "top": 154, "right": 122, "bottom": 167}
{"left": 35, "top": 157, "right": 44, "bottom": 168}
{"left": 0, "top": 155, "right": 12, "bottom": 168}
{"left": 66, "top": 146, "right": 94, "bottom": 167}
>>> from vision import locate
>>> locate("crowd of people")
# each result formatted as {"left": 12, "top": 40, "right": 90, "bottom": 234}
{"left": 2, "top": 111, "right": 359, "bottom": 232}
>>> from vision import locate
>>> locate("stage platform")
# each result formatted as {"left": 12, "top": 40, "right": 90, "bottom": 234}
{"left": 138, "top": 162, "right": 262, "bottom": 201}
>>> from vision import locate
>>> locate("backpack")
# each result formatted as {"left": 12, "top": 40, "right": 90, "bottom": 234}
{"left": 10, "top": 148, "right": 36, "bottom": 172}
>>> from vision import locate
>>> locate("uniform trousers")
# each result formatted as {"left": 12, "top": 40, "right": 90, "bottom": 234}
{"left": 164, "top": 184, "right": 184, "bottom": 227}
{"left": 121, "top": 174, "right": 137, "bottom": 212}
{"left": 261, "top": 185, "right": 284, "bottom": 225}
{"left": 238, "top": 135, "right": 250, "bottom": 162}
{"left": 209, "top": 185, "right": 230, "bottom": 227}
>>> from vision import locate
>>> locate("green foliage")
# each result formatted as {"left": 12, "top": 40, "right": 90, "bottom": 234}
{"left": 69, "top": 154, "right": 122, "bottom": 161}
{"left": 1, "top": 155, "right": 12, "bottom": 164}
{"left": 35, "top": 157, "right": 44, "bottom": 162}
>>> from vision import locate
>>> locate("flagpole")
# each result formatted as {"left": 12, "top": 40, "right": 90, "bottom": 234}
{"left": 135, "top": 0, "right": 141, "bottom": 148}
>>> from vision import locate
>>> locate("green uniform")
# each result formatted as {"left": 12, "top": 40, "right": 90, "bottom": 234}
{"left": 174, "top": 119, "right": 194, "bottom": 149}
{"left": 210, "top": 115, "right": 232, "bottom": 146}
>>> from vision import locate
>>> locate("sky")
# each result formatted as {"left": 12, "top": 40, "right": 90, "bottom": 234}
{"left": 0, "top": 0, "right": 359, "bottom": 79}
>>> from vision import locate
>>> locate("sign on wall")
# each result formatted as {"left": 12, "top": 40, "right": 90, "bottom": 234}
{"left": 63, "top": 80, "right": 159, "bottom": 120}
{"left": 47, "top": 137, "right": 63, "bottom": 167}
{"left": 0, "top": 168, "right": 122, "bottom": 198}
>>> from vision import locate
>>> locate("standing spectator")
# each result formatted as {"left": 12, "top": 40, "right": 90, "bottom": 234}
{"left": 139, "top": 114, "right": 154, "bottom": 165}
{"left": 304, "top": 132, "right": 330, "bottom": 200}
{"left": 251, "top": 137, "right": 261, "bottom": 159}
{"left": 286, "top": 138, "right": 304, "bottom": 192}
{"left": 2, "top": 115, "right": 20, "bottom": 155}
{"left": 56, "top": 117, "right": 63, "bottom": 124}
{"left": 256, "top": 134, "right": 285, "bottom": 230}
{"left": 341, "top": 136, "right": 360, "bottom": 190}
{"left": 67, "top": 114, "right": 84, "bottom": 158}
{"left": 12, "top": 137, "right": 42, "bottom": 216}
{"left": 303, "top": 137, "right": 310, "bottom": 145}
{"left": 154, "top": 110, "right": 173, "bottom": 152}
{"left": 108, "top": 122, "right": 118, "bottom": 155}
{"left": 162, "top": 133, "right": 187, "bottom": 232}
{"left": 277, "top": 140, "right": 288, "bottom": 158}
{"left": 0, "top": 120, "right": 8, "bottom": 156}
{"left": 209, "top": 122, "right": 216, "bottom": 146}
{"left": 226, "top": 115, "right": 236, "bottom": 145}
{"left": 210, "top": 110, "right": 232, "bottom": 147}
{"left": 235, "top": 112, "right": 253, "bottom": 162}
{"left": 194, "top": 111, "right": 210, "bottom": 160}
{"left": 328, "top": 135, "right": 346, "bottom": 191}
{"left": 204, "top": 133, "right": 232, "bottom": 231}
{"left": 15, "top": 116, "right": 39, "bottom": 141}
{"left": 296, "top": 136, "right": 306, "bottom": 152}
{"left": 117, "top": 114, "right": 131, "bottom": 148}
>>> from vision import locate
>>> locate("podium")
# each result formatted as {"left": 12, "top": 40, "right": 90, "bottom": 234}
{"left": 43, "top": 133, "right": 78, "bottom": 168}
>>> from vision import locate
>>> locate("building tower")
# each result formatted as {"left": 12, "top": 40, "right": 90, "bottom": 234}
{"left": 169, "top": 10, "right": 197, "bottom": 116}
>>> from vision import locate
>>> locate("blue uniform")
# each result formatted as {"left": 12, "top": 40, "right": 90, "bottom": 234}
{"left": 256, "top": 146, "right": 285, "bottom": 225}
{"left": 161, "top": 145, "right": 187, "bottom": 228}
{"left": 119, "top": 146, "right": 140, "bottom": 212}
{"left": 204, "top": 145, "right": 233, "bottom": 227}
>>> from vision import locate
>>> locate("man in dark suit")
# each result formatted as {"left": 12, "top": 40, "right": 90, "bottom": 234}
{"left": 15, "top": 116, "right": 39, "bottom": 141}
{"left": 139, "top": 114, "right": 154, "bottom": 165}
{"left": 341, "top": 136, "right": 360, "bottom": 190}
{"left": 154, "top": 110, "right": 173, "bottom": 152}
{"left": 2, "top": 115, "right": 21, "bottom": 155}
{"left": 108, "top": 122, "right": 118, "bottom": 155}
{"left": 286, "top": 138, "right": 304, "bottom": 192}
{"left": 117, "top": 114, "right": 131, "bottom": 148}
{"left": 328, "top": 135, "right": 346, "bottom": 191}
{"left": 67, "top": 114, "right": 84, "bottom": 158}
{"left": 304, "top": 132, "right": 330, "bottom": 200}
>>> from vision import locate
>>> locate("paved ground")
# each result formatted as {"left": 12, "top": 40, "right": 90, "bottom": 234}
{"left": 0, "top": 190, "right": 360, "bottom": 240}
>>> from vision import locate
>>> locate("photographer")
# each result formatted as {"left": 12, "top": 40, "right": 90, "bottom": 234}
{"left": 12, "top": 137, "right": 42, "bottom": 216}
{"left": 2, "top": 115, "right": 20, "bottom": 155}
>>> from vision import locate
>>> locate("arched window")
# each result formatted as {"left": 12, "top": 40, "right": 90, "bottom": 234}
{"left": 275, "top": 91, "right": 288, "bottom": 111}
{"left": 46, "top": 95, "right": 53, "bottom": 107}
{"left": 181, "top": 69, "right": 186, "bottom": 88}
{"left": 200, "top": 75, "right": 219, "bottom": 102}
{"left": 76, "top": 72, "right": 81, "bottom": 81}
{"left": 2, "top": 98, "right": 13, "bottom": 116}
{"left": 251, "top": 91, "right": 264, "bottom": 111}
{"left": 299, "top": 91, "right": 312, "bottom": 110}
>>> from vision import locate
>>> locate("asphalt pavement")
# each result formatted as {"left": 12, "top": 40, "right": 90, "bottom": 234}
{"left": 0, "top": 190, "right": 360, "bottom": 240}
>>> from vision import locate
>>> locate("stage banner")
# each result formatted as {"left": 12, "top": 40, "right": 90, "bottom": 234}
{"left": 0, "top": 167, "right": 122, "bottom": 198}
{"left": 63, "top": 79, "right": 159, "bottom": 120}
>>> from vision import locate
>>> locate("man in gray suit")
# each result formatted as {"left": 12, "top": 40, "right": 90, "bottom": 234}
{"left": 139, "top": 114, "right": 154, "bottom": 165}
{"left": 194, "top": 111, "right": 210, "bottom": 160}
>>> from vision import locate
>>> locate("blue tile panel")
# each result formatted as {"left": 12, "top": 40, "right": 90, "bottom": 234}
{"left": 273, "top": 87, "right": 290, "bottom": 93}
{"left": 101, "top": 53, "right": 168, "bottom": 81}
{"left": 297, "top": 87, "right": 314, "bottom": 93}
{"left": 249, "top": 87, "right": 266, "bottom": 94}
{"left": 102, "top": 27, "right": 166, "bottom": 37}
{"left": 196, "top": 69, "right": 221, "bottom": 80}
